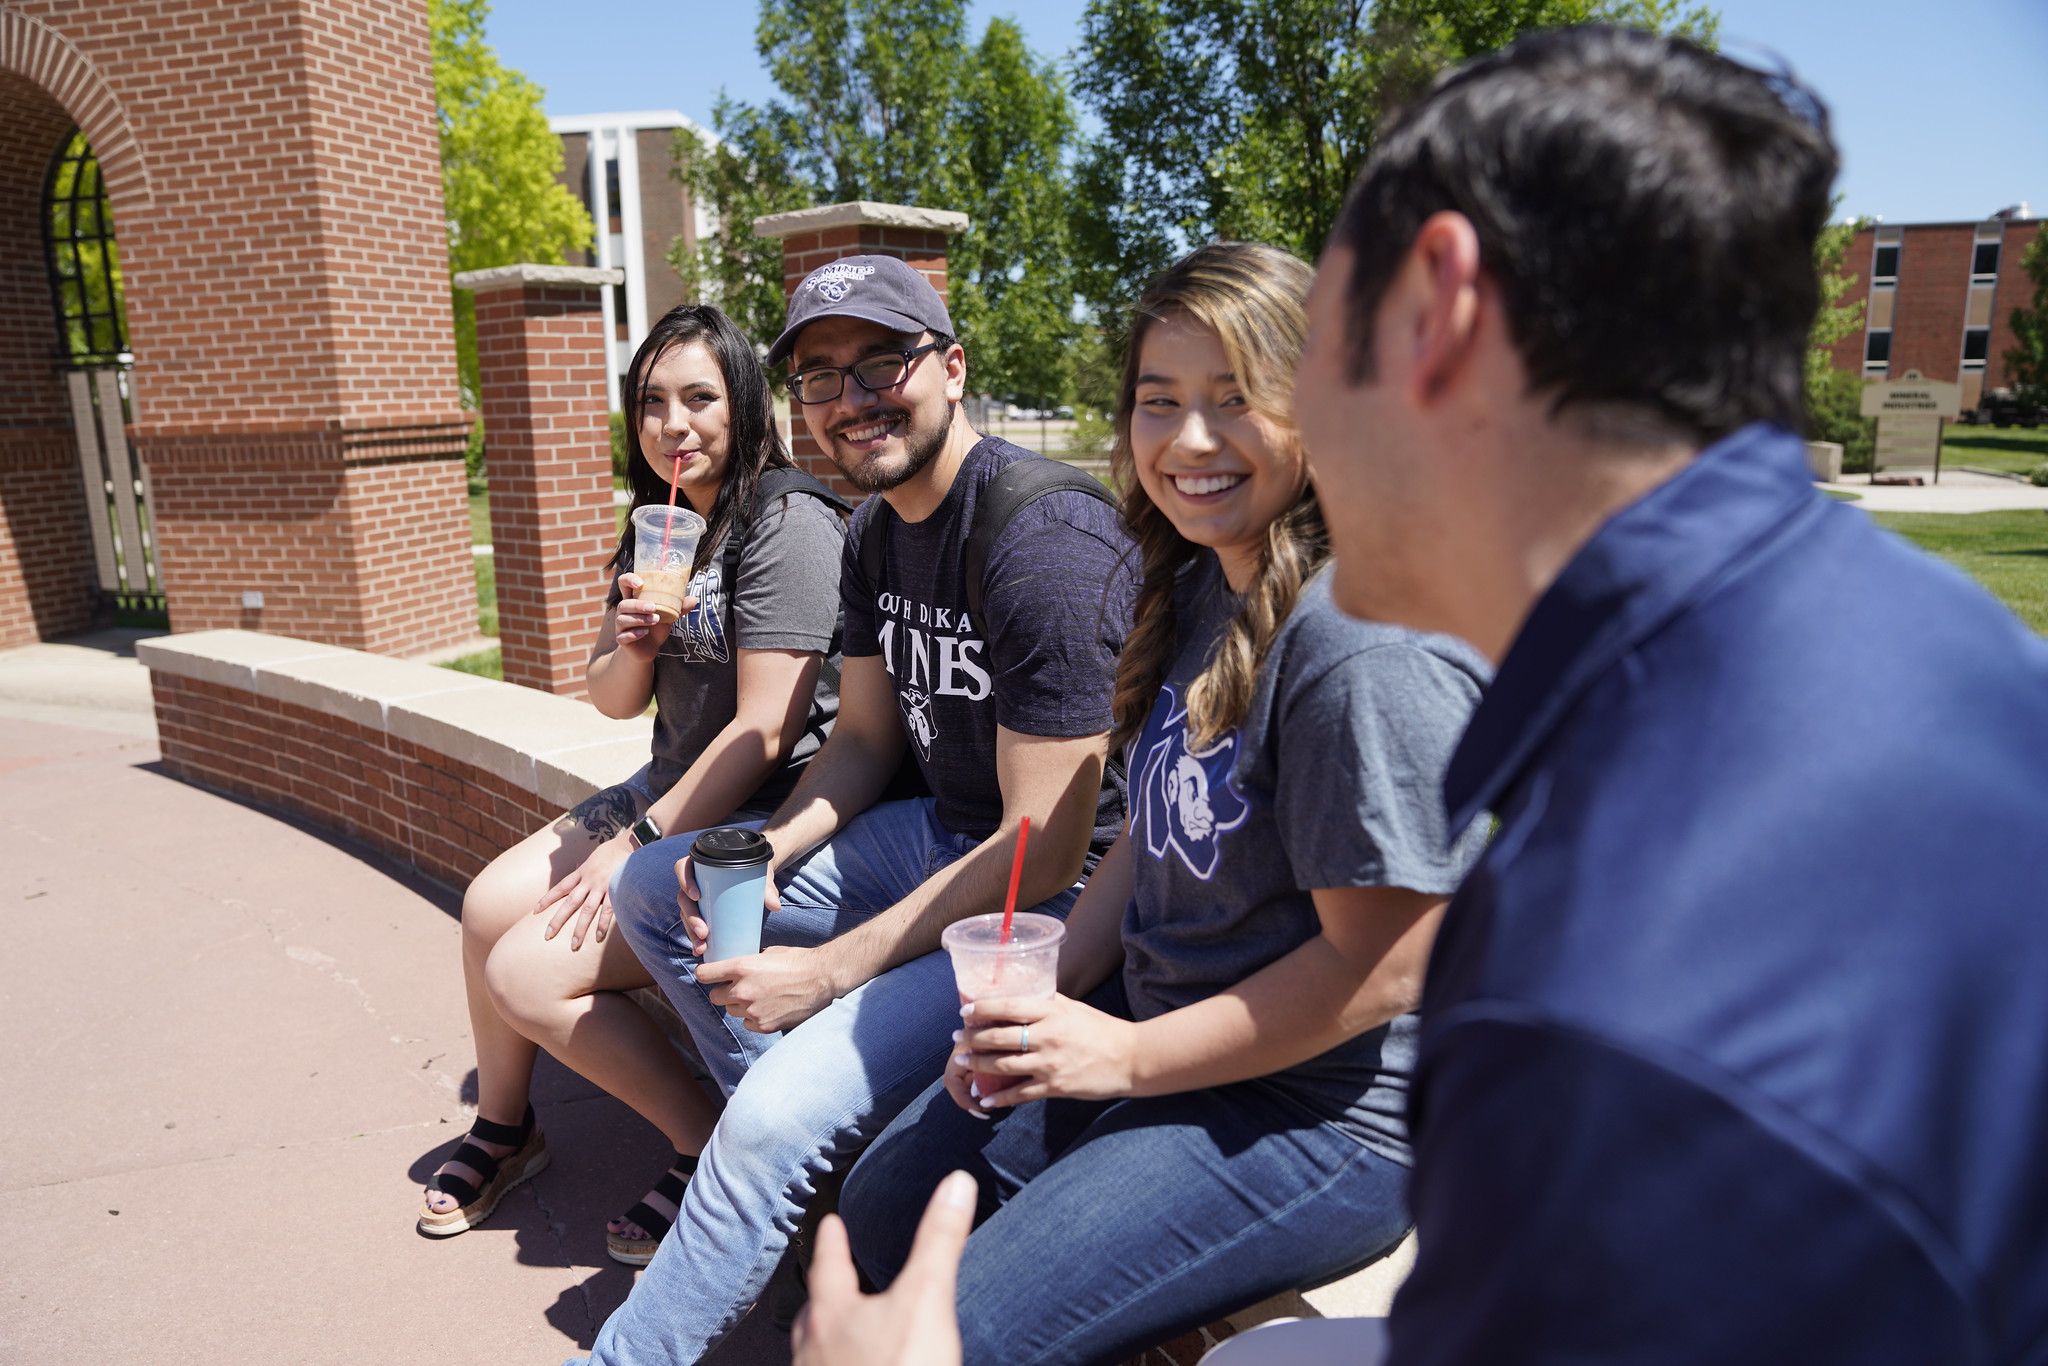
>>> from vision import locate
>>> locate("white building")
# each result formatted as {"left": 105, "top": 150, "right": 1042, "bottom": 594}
{"left": 549, "top": 110, "right": 716, "bottom": 408}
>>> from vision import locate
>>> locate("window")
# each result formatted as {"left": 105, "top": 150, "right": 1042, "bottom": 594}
{"left": 1865, "top": 330, "right": 1892, "bottom": 365}
{"left": 1962, "top": 328, "right": 1990, "bottom": 363}
{"left": 1972, "top": 242, "right": 2001, "bottom": 278}
{"left": 43, "top": 128, "right": 129, "bottom": 366}
{"left": 1873, "top": 245, "right": 1900, "bottom": 282}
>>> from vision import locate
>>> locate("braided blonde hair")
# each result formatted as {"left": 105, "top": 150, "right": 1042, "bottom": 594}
{"left": 1109, "top": 242, "right": 1326, "bottom": 755}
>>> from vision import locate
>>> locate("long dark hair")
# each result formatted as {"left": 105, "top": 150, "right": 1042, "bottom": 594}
{"left": 615, "top": 303, "right": 791, "bottom": 579}
{"left": 1109, "top": 242, "right": 1328, "bottom": 755}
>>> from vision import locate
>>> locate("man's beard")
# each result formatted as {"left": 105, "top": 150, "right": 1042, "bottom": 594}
{"left": 831, "top": 400, "right": 956, "bottom": 493}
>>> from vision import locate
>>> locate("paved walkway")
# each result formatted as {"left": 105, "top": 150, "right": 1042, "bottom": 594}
{"left": 0, "top": 646, "right": 787, "bottom": 1365}
{"left": 1823, "top": 466, "right": 2048, "bottom": 514}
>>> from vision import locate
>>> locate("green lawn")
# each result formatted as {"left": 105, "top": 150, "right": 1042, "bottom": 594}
{"left": 472, "top": 552, "right": 497, "bottom": 637}
{"left": 441, "top": 644, "right": 503, "bottom": 679}
{"left": 1871, "top": 508, "right": 2048, "bottom": 634}
{"left": 438, "top": 553, "right": 503, "bottom": 678}
{"left": 469, "top": 489, "right": 491, "bottom": 544}
{"left": 1940, "top": 426, "right": 2048, "bottom": 479}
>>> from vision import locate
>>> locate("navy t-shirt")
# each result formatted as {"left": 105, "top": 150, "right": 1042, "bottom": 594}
{"left": 1123, "top": 555, "right": 1489, "bottom": 1159}
{"left": 1388, "top": 425, "right": 2048, "bottom": 1365}
{"left": 840, "top": 437, "right": 1137, "bottom": 850}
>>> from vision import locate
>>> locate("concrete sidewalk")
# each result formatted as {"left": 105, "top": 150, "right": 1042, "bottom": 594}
{"left": 0, "top": 710, "right": 788, "bottom": 1365}
{"left": 1823, "top": 466, "right": 2048, "bottom": 514}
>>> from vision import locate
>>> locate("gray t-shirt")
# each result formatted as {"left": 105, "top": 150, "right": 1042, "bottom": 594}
{"left": 1122, "top": 554, "right": 1490, "bottom": 1160}
{"left": 611, "top": 490, "right": 846, "bottom": 806}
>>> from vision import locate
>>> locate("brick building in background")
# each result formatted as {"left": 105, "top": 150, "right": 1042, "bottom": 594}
{"left": 1827, "top": 206, "right": 2042, "bottom": 414}
{"left": 552, "top": 110, "right": 712, "bottom": 407}
{"left": 0, "top": 0, "right": 475, "bottom": 654}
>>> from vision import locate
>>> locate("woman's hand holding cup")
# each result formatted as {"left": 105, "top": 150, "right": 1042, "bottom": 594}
{"left": 950, "top": 994, "right": 1142, "bottom": 1111}
{"left": 612, "top": 571, "right": 691, "bottom": 657}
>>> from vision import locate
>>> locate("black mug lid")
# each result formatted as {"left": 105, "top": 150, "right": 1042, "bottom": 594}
{"left": 692, "top": 826, "right": 772, "bottom": 868}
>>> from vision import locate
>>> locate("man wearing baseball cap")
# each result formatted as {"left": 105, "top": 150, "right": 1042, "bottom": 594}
{"left": 592, "top": 255, "right": 1136, "bottom": 1363}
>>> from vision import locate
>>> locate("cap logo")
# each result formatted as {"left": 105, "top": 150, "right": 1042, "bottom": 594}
{"left": 803, "top": 261, "right": 876, "bottom": 304}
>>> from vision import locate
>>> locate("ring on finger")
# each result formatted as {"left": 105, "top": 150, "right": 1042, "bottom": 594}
{"left": 1019, "top": 1025, "right": 1030, "bottom": 1054}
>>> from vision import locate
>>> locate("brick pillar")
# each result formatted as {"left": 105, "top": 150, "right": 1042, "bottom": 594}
{"left": 751, "top": 201, "right": 971, "bottom": 497}
{"left": 9, "top": 0, "right": 484, "bottom": 655}
{"left": 458, "top": 265, "right": 622, "bottom": 698}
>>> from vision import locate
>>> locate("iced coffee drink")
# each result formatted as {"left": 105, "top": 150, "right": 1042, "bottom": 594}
{"left": 629, "top": 505, "right": 706, "bottom": 624}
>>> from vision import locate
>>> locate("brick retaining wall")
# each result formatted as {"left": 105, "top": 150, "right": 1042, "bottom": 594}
{"left": 139, "top": 629, "right": 651, "bottom": 892}
{"left": 152, "top": 672, "right": 557, "bottom": 889}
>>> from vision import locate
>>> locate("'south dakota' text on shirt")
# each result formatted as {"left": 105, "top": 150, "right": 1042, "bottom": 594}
{"left": 873, "top": 591, "right": 993, "bottom": 702}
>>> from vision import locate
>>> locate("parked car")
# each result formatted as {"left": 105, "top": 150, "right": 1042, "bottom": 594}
{"left": 1974, "top": 387, "right": 2047, "bottom": 428}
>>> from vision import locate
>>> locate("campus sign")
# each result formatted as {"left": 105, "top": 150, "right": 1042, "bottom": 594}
{"left": 1862, "top": 370, "right": 1962, "bottom": 477}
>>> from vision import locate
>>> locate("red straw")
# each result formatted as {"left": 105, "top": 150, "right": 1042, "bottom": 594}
{"left": 998, "top": 816, "right": 1031, "bottom": 943}
{"left": 658, "top": 453, "right": 683, "bottom": 561}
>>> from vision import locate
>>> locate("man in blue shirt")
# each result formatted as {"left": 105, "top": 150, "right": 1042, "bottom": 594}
{"left": 1289, "top": 24, "right": 2048, "bottom": 1365}
{"left": 788, "top": 27, "right": 2048, "bottom": 1366}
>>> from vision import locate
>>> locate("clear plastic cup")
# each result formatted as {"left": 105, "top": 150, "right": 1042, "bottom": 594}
{"left": 941, "top": 911, "right": 1065, "bottom": 1099}
{"left": 629, "top": 505, "right": 706, "bottom": 624}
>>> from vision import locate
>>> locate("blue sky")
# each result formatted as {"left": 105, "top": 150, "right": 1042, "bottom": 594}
{"left": 486, "top": 0, "right": 2046, "bottom": 226}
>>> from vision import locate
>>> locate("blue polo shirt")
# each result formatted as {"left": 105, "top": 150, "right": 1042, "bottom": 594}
{"left": 1387, "top": 424, "right": 2048, "bottom": 1365}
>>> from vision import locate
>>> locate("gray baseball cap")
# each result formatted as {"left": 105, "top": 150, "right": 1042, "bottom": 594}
{"left": 765, "top": 254, "right": 956, "bottom": 368}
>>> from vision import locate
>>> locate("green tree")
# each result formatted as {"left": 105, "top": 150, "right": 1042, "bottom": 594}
{"left": 1071, "top": 0, "right": 1719, "bottom": 321}
{"left": 2005, "top": 229, "right": 2048, "bottom": 409}
{"left": 670, "top": 2, "right": 1081, "bottom": 405}
{"left": 949, "top": 19, "right": 1081, "bottom": 407}
{"left": 1806, "top": 210, "right": 1874, "bottom": 471}
{"left": 669, "top": 99, "right": 816, "bottom": 349}
{"left": 430, "top": 0, "right": 592, "bottom": 407}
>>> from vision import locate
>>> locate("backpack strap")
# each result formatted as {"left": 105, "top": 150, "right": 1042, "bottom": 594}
{"left": 858, "top": 491, "right": 894, "bottom": 602}
{"left": 963, "top": 457, "right": 1118, "bottom": 644}
{"left": 720, "top": 466, "right": 854, "bottom": 614}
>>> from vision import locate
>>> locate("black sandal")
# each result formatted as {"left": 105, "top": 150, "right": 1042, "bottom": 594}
{"left": 417, "top": 1105, "right": 549, "bottom": 1237}
{"left": 606, "top": 1150, "right": 698, "bottom": 1266}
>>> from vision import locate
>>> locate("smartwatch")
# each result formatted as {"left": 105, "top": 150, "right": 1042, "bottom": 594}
{"left": 627, "top": 814, "right": 663, "bottom": 849}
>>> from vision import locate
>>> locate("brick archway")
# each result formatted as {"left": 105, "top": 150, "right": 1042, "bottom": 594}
{"left": 0, "top": 0, "right": 479, "bottom": 656}
{"left": 0, "top": 68, "right": 98, "bottom": 644}
{"left": 0, "top": 5, "right": 148, "bottom": 213}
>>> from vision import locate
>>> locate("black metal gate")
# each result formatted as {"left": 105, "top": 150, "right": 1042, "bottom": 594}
{"left": 47, "top": 128, "right": 163, "bottom": 624}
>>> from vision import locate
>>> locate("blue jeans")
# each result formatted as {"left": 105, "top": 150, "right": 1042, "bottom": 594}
{"left": 584, "top": 798, "right": 1084, "bottom": 1366}
{"left": 839, "top": 981, "right": 1413, "bottom": 1366}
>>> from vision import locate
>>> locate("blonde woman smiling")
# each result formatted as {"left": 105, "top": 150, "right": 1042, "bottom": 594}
{"left": 835, "top": 242, "right": 1490, "bottom": 1365}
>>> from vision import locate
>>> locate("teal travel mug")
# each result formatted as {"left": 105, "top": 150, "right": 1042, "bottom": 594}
{"left": 693, "top": 826, "right": 773, "bottom": 962}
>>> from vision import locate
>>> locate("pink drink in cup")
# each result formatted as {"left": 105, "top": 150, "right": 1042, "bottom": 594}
{"left": 941, "top": 911, "right": 1065, "bottom": 1100}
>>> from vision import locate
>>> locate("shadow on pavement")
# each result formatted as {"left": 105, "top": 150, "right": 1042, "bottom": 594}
{"left": 135, "top": 758, "right": 465, "bottom": 918}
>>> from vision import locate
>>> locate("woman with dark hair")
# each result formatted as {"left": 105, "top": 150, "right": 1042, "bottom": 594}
{"left": 417, "top": 304, "right": 848, "bottom": 1265}
{"left": 834, "top": 243, "right": 1489, "bottom": 1363}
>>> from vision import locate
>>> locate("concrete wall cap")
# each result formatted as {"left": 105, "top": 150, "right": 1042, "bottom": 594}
{"left": 137, "top": 630, "right": 352, "bottom": 695}
{"left": 752, "top": 201, "right": 970, "bottom": 240}
{"left": 454, "top": 264, "right": 626, "bottom": 291}
{"left": 536, "top": 736, "right": 662, "bottom": 811}
{"left": 256, "top": 651, "right": 498, "bottom": 731}
{"left": 384, "top": 681, "right": 651, "bottom": 793}
{"left": 141, "top": 632, "right": 653, "bottom": 803}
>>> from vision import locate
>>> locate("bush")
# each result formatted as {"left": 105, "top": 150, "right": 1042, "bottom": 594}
{"left": 611, "top": 410, "right": 631, "bottom": 485}
{"left": 465, "top": 417, "right": 486, "bottom": 493}
{"left": 1807, "top": 365, "right": 1875, "bottom": 474}
{"left": 1068, "top": 406, "right": 1114, "bottom": 458}
{"left": 2030, "top": 463, "right": 2048, "bottom": 488}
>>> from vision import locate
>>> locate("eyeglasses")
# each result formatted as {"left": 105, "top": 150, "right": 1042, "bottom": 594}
{"left": 785, "top": 342, "right": 943, "bottom": 405}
